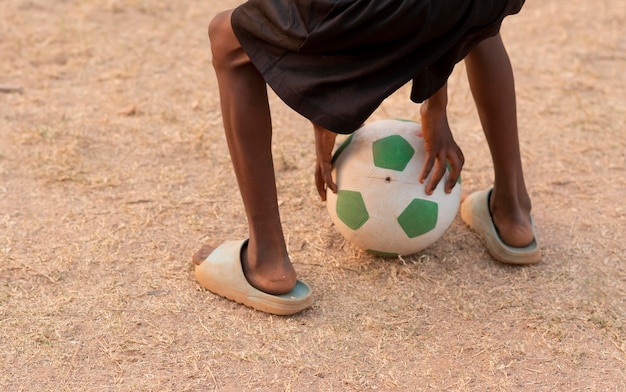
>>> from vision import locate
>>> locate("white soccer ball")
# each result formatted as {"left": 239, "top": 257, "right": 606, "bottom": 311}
{"left": 326, "top": 119, "right": 461, "bottom": 256}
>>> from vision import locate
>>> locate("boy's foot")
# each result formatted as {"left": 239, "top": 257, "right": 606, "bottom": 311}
{"left": 461, "top": 189, "right": 541, "bottom": 264}
{"left": 488, "top": 191, "right": 535, "bottom": 248}
{"left": 192, "top": 241, "right": 296, "bottom": 295}
{"left": 193, "top": 240, "right": 313, "bottom": 315}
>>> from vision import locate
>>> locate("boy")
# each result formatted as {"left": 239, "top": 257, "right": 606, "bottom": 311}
{"left": 193, "top": 0, "right": 540, "bottom": 315}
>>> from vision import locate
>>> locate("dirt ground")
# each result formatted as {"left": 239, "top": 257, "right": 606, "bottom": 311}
{"left": 1, "top": 0, "right": 624, "bottom": 391}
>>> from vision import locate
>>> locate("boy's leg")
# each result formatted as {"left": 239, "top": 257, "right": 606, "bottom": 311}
{"left": 193, "top": 10, "right": 296, "bottom": 295}
{"left": 464, "top": 34, "right": 534, "bottom": 248}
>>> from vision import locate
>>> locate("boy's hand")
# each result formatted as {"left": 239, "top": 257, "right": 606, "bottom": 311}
{"left": 419, "top": 85, "right": 464, "bottom": 195}
{"left": 313, "top": 123, "right": 338, "bottom": 201}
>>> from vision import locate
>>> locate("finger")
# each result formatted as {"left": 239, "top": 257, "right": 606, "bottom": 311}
{"left": 444, "top": 163, "right": 460, "bottom": 194}
{"left": 425, "top": 160, "right": 446, "bottom": 195}
{"left": 321, "top": 161, "right": 337, "bottom": 194}
{"left": 444, "top": 152, "right": 464, "bottom": 193}
{"left": 419, "top": 154, "right": 435, "bottom": 184}
{"left": 315, "top": 164, "right": 327, "bottom": 201}
{"left": 445, "top": 171, "right": 458, "bottom": 194}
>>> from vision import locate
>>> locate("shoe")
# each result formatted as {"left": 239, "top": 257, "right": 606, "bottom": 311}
{"left": 194, "top": 239, "right": 313, "bottom": 315}
{"left": 461, "top": 189, "right": 541, "bottom": 264}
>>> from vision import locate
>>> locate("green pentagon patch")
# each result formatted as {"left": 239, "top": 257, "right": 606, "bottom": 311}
{"left": 372, "top": 135, "right": 415, "bottom": 171}
{"left": 336, "top": 190, "right": 369, "bottom": 230}
{"left": 397, "top": 199, "right": 438, "bottom": 238}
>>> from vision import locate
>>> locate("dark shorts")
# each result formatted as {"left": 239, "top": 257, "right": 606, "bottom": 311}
{"left": 232, "top": 0, "right": 524, "bottom": 134}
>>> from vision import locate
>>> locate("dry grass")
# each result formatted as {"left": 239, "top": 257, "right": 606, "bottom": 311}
{"left": 1, "top": 0, "right": 624, "bottom": 390}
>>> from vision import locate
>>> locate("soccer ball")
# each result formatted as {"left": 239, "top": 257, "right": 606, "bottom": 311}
{"left": 326, "top": 119, "right": 461, "bottom": 256}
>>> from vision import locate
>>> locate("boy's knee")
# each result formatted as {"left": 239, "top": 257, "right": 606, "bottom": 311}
{"left": 208, "top": 11, "right": 230, "bottom": 43}
{"left": 208, "top": 10, "right": 245, "bottom": 69}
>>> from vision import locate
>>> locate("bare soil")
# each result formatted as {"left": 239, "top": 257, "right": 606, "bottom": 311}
{"left": 1, "top": 0, "right": 624, "bottom": 390}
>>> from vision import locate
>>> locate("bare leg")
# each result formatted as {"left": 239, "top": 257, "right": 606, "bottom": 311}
{"left": 194, "top": 10, "right": 296, "bottom": 295}
{"left": 464, "top": 34, "right": 534, "bottom": 247}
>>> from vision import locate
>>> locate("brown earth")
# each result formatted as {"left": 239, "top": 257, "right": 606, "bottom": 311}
{"left": 0, "top": 0, "right": 624, "bottom": 390}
